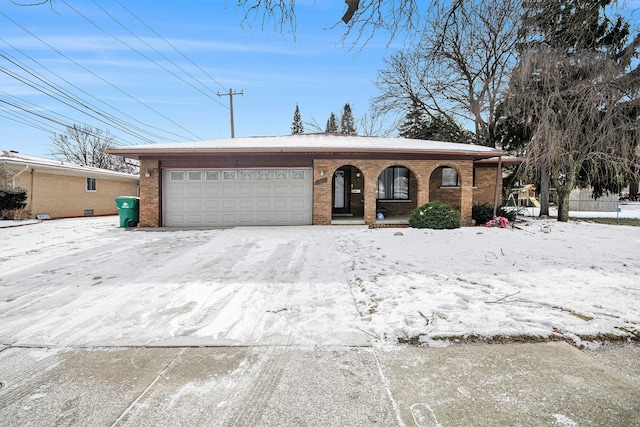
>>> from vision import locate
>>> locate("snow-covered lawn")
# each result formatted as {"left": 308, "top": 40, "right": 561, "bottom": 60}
{"left": 1, "top": 214, "right": 639, "bottom": 350}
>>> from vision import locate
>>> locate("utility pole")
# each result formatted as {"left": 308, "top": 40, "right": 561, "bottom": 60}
{"left": 217, "top": 88, "right": 243, "bottom": 138}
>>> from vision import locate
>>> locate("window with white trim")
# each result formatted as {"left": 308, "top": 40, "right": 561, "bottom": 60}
{"left": 86, "top": 177, "right": 96, "bottom": 192}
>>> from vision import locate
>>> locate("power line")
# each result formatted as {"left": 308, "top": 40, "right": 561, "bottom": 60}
{"left": 0, "top": 92, "right": 149, "bottom": 146}
{"left": 112, "top": 0, "right": 228, "bottom": 94}
{"left": 94, "top": 0, "right": 229, "bottom": 106}
{"left": 0, "top": 9, "right": 204, "bottom": 141}
{"left": 0, "top": 37, "right": 192, "bottom": 142}
{"left": 59, "top": 0, "right": 228, "bottom": 111}
{"left": 0, "top": 55, "right": 171, "bottom": 144}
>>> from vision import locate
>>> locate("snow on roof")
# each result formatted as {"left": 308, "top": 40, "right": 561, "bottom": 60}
{"left": 107, "top": 134, "right": 505, "bottom": 157}
{"left": 0, "top": 150, "right": 139, "bottom": 179}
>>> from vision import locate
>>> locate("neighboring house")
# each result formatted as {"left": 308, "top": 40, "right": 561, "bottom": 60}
{"left": 107, "top": 134, "right": 508, "bottom": 227}
{"left": 0, "top": 150, "right": 139, "bottom": 219}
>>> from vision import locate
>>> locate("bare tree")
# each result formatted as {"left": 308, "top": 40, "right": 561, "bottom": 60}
{"left": 49, "top": 124, "right": 138, "bottom": 174}
{"left": 507, "top": 0, "right": 640, "bottom": 222}
{"left": 358, "top": 110, "right": 394, "bottom": 137}
{"left": 236, "top": 1, "right": 468, "bottom": 46}
{"left": 373, "top": 0, "right": 520, "bottom": 147}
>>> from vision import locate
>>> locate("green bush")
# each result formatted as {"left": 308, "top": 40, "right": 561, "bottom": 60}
{"left": 472, "top": 203, "right": 517, "bottom": 225}
{"left": 0, "top": 188, "right": 27, "bottom": 219}
{"left": 409, "top": 201, "right": 461, "bottom": 229}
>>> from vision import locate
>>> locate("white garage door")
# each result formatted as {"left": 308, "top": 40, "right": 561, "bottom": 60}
{"left": 163, "top": 168, "right": 313, "bottom": 226}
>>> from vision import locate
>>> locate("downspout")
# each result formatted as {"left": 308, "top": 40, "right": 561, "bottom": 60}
{"left": 11, "top": 164, "right": 29, "bottom": 188}
{"left": 492, "top": 156, "right": 503, "bottom": 218}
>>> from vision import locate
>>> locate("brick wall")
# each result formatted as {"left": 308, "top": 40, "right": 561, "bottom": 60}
{"left": 313, "top": 158, "right": 475, "bottom": 226}
{"left": 136, "top": 157, "right": 497, "bottom": 228}
{"left": 139, "top": 159, "right": 161, "bottom": 227}
{"left": 13, "top": 169, "right": 138, "bottom": 219}
{"left": 472, "top": 164, "right": 501, "bottom": 207}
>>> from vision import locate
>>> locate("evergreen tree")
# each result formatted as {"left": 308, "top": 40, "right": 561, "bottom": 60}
{"left": 399, "top": 101, "right": 470, "bottom": 142}
{"left": 325, "top": 112, "right": 338, "bottom": 133}
{"left": 291, "top": 104, "right": 304, "bottom": 134}
{"left": 398, "top": 101, "right": 428, "bottom": 139}
{"left": 339, "top": 103, "right": 357, "bottom": 135}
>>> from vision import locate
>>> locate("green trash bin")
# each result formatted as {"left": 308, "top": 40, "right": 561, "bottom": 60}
{"left": 115, "top": 196, "right": 140, "bottom": 228}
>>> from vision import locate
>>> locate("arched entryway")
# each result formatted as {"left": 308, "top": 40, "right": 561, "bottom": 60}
{"left": 375, "top": 165, "right": 418, "bottom": 219}
{"left": 332, "top": 165, "right": 364, "bottom": 219}
{"left": 429, "top": 165, "right": 463, "bottom": 211}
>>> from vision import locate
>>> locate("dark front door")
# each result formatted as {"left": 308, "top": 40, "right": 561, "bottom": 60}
{"left": 332, "top": 166, "right": 351, "bottom": 215}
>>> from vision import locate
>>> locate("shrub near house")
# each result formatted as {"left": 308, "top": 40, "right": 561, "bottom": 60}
{"left": 409, "top": 201, "right": 461, "bottom": 229}
{"left": 0, "top": 188, "right": 27, "bottom": 219}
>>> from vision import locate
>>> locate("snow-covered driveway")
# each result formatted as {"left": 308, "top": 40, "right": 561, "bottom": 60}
{"left": 0, "top": 217, "right": 367, "bottom": 347}
{"left": 1, "top": 215, "right": 639, "bottom": 349}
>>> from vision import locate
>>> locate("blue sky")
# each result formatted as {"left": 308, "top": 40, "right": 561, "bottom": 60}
{"left": 1, "top": 0, "right": 396, "bottom": 157}
{"left": 3, "top": 1, "right": 639, "bottom": 159}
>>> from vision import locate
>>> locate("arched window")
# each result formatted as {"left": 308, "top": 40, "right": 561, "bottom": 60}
{"left": 377, "top": 166, "right": 409, "bottom": 200}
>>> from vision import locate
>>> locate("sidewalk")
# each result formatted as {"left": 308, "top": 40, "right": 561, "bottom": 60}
{"left": 1, "top": 342, "right": 638, "bottom": 426}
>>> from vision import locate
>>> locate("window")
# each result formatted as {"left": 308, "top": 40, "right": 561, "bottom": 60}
{"left": 442, "top": 167, "right": 460, "bottom": 187}
{"left": 188, "top": 171, "right": 202, "bottom": 181}
{"left": 170, "top": 171, "right": 184, "bottom": 181}
{"left": 205, "top": 171, "right": 219, "bottom": 181}
{"left": 86, "top": 177, "right": 96, "bottom": 192}
{"left": 377, "top": 166, "right": 409, "bottom": 200}
{"left": 257, "top": 170, "right": 271, "bottom": 180}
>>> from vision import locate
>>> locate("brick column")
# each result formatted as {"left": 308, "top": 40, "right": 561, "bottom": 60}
{"left": 139, "top": 159, "right": 161, "bottom": 227}
{"left": 312, "top": 160, "right": 332, "bottom": 225}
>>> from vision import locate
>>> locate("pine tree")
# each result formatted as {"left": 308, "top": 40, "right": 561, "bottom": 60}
{"left": 398, "top": 101, "right": 428, "bottom": 139}
{"left": 291, "top": 104, "right": 304, "bottom": 134}
{"left": 325, "top": 112, "right": 338, "bottom": 133}
{"left": 399, "top": 102, "right": 468, "bottom": 142}
{"left": 339, "top": 103, "right": 357, "bottom": 135}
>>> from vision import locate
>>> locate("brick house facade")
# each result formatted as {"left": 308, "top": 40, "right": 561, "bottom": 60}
{"left": 108, "top": 134, "right": 507, "bottom": 228}
{"left": 1, "top": 151, "right": 139, "bottom": 219}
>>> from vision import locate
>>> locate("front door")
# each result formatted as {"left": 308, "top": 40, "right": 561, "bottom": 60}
{"left": 332, "top": 166, "right": 351, "bottom": 215}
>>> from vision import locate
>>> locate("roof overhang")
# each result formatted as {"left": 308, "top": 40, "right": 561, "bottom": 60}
{"left": 107, "top": 134, "right": 506, "bottom": 161}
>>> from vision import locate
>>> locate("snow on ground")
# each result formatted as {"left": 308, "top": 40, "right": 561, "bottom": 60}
{"left": 0, "top": 210, "right": 639, "bottom": 350}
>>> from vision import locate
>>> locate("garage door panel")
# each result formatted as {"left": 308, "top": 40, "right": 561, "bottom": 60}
{"left": 291, "top": 199, "right": 305, "bottom": 209}
{"left": 187, "top": 186, "right": 202, "bottom": 196}
{"left": 205, "top": 214, "right": 220, "bottom": 224}
{"left": 164, "top": 168, "right": 312, "bottom": 226}
{"left": 291, "top": 213, "right": 306, "bottom": 223}
{"left": 188, "top": 200, "right": 202, "bottom": 209}
{"left": 274, "top": 199, "right": 287, "bottom": 209}
{"left": 257, "top": 214, "right": 271, "bottom": 223}
{"left": 239, "top": 185, "right": 253, "bottom": 195}
{"left": 205, "top": 187, "right": 219, "bottom": 196}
